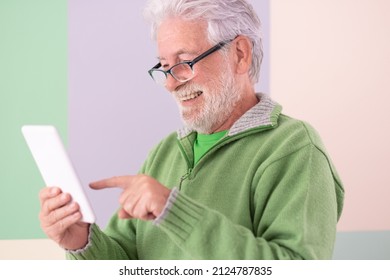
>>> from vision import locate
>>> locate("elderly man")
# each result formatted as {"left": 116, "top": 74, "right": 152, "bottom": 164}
{"left": 39, "top": 0, "right": 344, "bottom": 259}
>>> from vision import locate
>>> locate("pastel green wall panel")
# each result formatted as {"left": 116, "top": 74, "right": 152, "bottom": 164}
{"left": 0, "top": 0, "right": 67, "bottom": 239}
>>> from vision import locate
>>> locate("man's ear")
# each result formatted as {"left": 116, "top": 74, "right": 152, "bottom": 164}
{"left": 232, "top": 36, "right": 253, "bottom": 75}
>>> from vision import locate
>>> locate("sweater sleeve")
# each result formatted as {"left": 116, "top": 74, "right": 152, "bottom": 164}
{"left": 156, "top": 144, "right": 341, "bottom": 259}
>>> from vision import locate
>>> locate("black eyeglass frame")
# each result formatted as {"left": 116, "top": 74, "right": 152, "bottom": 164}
{"left": 148, "top": 38, "right": 234, "bottom": 83}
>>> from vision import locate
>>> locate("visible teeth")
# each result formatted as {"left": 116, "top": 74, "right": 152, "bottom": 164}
{"left": 180, "top": 91, "right": 203, "bottom": 101}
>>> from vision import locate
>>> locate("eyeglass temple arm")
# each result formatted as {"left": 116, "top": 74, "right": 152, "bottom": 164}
{"left": 190, "top": 38, "right": 235, "bottom": 67}
{"left": 190, "top": 41, "right": 228, "bottom": 66}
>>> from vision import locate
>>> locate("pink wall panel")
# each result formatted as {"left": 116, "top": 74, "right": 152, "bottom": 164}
{"left": 270, "top": 0, "right": 390, "bottom": 231}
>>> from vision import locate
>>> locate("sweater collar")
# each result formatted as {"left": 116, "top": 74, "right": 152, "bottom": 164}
{"left": 177, "top": 93, "right": 282, "bottom": 140}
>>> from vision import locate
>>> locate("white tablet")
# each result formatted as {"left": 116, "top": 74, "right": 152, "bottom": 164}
{"left": 22, "top": 125, "right": 95, "bottom": 223}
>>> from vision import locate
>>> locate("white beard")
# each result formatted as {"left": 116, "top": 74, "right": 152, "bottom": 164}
{"left": 173, "top": 65, "right": 242, "bottom": 134}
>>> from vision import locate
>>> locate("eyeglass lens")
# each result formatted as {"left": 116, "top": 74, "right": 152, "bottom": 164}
{"left": 152, "top": 62, "right": 194, "bottom": 85}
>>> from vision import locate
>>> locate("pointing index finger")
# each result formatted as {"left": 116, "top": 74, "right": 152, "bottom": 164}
{"left": 89, "top": 176, "right": 132, "bottom": 190}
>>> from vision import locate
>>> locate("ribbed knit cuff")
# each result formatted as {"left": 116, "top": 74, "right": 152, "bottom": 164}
{"left": 153, "top": 187, "right": 179, "bottom": 226}
{"left": 155, "top": 191, "right": 204, "bottom": 245}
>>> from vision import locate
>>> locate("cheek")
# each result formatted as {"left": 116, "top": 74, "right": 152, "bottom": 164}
{"left": 192, "top": 62, "right": 222, "bottom": 86}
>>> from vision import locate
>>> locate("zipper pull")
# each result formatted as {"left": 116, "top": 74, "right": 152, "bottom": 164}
{"left": 179, "top": 168, "right": 192, "bottom": 190}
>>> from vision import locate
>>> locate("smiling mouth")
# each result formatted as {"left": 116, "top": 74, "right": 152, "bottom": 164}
{"left": 180, "top": 91, "right": 203, "bottom": 102}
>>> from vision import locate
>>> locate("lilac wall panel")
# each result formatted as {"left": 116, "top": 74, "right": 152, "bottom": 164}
{"left": 68, "top": 0, "right": 269, "bottom": 227}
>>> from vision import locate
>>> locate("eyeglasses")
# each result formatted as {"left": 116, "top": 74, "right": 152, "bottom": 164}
{"left": 148, "top": 39, "right": 234, "bottom": 85}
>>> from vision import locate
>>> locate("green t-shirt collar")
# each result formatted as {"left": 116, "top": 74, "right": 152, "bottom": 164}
{"left": 194, "top": 130, "right": 227, "bottom": 165}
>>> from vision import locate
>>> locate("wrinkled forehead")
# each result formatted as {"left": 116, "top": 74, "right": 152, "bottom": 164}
{"left": 156, "top": 18, "right": 209, "bottom": 58}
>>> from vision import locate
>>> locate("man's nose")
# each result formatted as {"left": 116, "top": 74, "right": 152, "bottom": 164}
{"left": 164, "top": 74, "right": 183, "bottom": 92}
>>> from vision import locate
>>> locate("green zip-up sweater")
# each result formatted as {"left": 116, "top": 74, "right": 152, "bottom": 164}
{"left": 67, "top": 93, "right": 344, "bottom": 260}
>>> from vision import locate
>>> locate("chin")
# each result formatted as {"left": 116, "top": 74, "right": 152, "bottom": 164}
{"left": 182, "top": 117, "right": 217, "bottom": 134}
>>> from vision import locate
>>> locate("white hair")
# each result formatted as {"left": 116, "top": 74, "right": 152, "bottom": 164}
{"left": 143, "top": 0, "right": 263, "bottom": 84}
